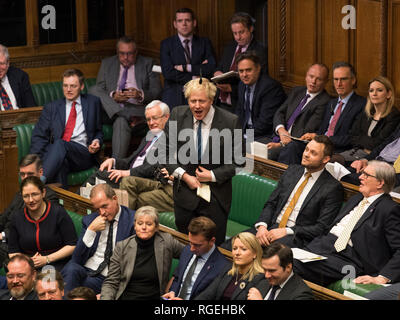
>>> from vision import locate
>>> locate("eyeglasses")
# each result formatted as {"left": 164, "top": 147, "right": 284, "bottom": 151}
{"left": 360, "top": 170, "right": 377, "bottom": 179}
{"left": 22, "top": 192, "right": 42, "bottom": 200}
{"left": 146, "top": 115, "right": 164, "bottom": 122}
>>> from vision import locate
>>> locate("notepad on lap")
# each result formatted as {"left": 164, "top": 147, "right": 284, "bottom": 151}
{"left": 197, "top": 184, "right": 211, "bottom": 202}
{"left": 292, "top": 248, "right": 327, "bottom": 263}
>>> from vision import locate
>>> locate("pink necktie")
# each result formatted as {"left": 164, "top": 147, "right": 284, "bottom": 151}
{"left": 326, "top": 101, "right": 344, "bottom": 137}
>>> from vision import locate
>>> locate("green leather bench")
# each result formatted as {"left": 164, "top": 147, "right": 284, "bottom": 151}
{"left": 158, "top": 171, "right": 278, "bottom": 238}
{"left": 13, "top": 123, "right": 97, "bottom": 186}
{"left": 327, "top": 279, "right": 383, "bottom": 297}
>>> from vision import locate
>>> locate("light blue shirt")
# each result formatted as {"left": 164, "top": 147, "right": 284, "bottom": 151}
{"left": 325, "top": 91, "right": 354, "bottom": 135}
{"left": 66, "top": 96, "right": 88, "bottom": 147}
{"left": 178, "top": 245, "right": 216, "bottom": 300}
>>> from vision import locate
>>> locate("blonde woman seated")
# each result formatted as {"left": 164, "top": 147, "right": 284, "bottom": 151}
{"left": 100, "top": 206, "right": 184, "bottom": 300}
{"left": 338, "top": 76, "right": 400, "bottom": 164}
{"left": 195, "top": 232, "right": 266, "bottom": 300}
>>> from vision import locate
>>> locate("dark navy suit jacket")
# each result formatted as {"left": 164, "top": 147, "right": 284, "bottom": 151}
{"left": 170, "top": 245, "right": 229, "bottom": 299}
{"left": 160, "top": 34, "right": 216, "bottom": 108}
{"left": 71, "top": 205, "right": 135, "bottom": 266}
{"left": 317, "top": 92, "right": 366, "bottom": 152}
{"left": 6, "top": 66, "right": 37, "bottom": 108}
{"left": 236, "top": 72, "right": 286, "bottom": 138}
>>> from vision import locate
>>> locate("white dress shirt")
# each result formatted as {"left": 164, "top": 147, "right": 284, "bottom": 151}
{"left": 66, "top": 96, "right": 88, "bottom": 148}
{"left": 0, "top": 75, "right": 18, "bottom": 110}
{"left": 83, "top": 206, "right": 121, "bottom": 277}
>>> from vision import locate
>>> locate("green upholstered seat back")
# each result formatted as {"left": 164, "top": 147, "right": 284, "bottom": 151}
{"left": 13, "top": 123, "right": 36, "bottom": 162}
{"left": 31, "top": 78, "right": 97, "bottom": 107}
{"left": 66, "top": 210, "right": 83, "bottom": 237}
{"left": 328, "top": 280, "right": 383, "bottom": 297}
{"left": 228, "top": 172, "right": 278, "bottom": 227}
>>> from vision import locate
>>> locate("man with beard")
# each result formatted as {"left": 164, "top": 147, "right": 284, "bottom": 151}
{"left": 0, "top": 254, "right": 37, "bottom": 300}
{"left": 222, "top": 135, "right": 344, "bottom": 251}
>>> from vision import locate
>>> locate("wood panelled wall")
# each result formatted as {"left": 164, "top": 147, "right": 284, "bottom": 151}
{"left": 268, "top": 0, "right": 399, "bottom": 101}
{"left": 9, "top": 0, "right": 236, "bottom": 83}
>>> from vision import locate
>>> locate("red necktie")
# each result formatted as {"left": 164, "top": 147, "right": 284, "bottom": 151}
{"left": 326, "top": 101, "right": 344, "bottom": 137}
{"left": 62, "top": 101, "right": 77, "bottom": 142}
{"left": 0, "top": 83, "right": 13, "bottom": 110}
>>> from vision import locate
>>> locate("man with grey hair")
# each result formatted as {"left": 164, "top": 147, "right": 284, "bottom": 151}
{"left": 61, "top": 183, "right": 135, "bottom": 295}
{"left": 86, "top": 100, "right": 170, "bottom": 189}
{"left": 89, "top": 36, "right": 162, "bottom": 158}
{"left": 293, "top": 160, "right": 400, "bottom": 287}
{"left": 0, "top": 44, "right": 36, "bottom": 110}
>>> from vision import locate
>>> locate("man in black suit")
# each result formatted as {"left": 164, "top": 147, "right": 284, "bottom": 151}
{"left": 294, "top": 160, "right": 400, "bottom": 287}
{"left": 162, "top": 78, "right": 244, "bottom": 245}
{"left": 248, "top": 242, "right": 314, "bottom": 300}
{"left": 251, "top": 135, "right": 344, "bottom": 249}
{"left": 235, "top": 51, "right": 286, "bottom": 140}
{"left": 278, "top": 61, "right": 366, "bottom": 164}
{"left": 213, "top": 12, "right": 267, "bottom": 113}
{"left": 160, "top": 8, "right": 216, "bottom": 109}
{"left": 0, "top": 154, "right": 58, "bottom": 268}
{"left": 266, "top": 63, "right": 330, "bottom": 159}
{"left": 0, "top": 254, "right": 37, "bottom": 300}
{"left": 0, "top": 44, "right": 36, "bottom": 110}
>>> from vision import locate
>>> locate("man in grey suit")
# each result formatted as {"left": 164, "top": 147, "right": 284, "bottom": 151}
{"left": 248, "top": 242, "right": 314, "bottom": 300}
{"left": 266, "top": 63, "right": 330, "bottom": 160}
{"left": 162, "top": 78, "right": 245, "bottom": 245}
{"left": 90, "top": 36, "right": 162, "bottom": 158}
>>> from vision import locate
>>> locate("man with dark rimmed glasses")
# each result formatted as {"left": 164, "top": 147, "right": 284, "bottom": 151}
{"left": 294, "top": 160, "right": 400, "bottom": 287}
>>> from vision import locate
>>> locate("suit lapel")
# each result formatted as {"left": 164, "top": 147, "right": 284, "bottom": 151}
{"left": 288, "top": 88, "right": 307, "bottom": 117}
{"left": 334, "top": 94, "right": 356, "bottom": 134}
{"left": 124, "top": 238, "right": 138, "bottom": 286}
{"left": 111, "top": 56, "right": 121, "bottom": 89}
{"left": 80, "top": 95, "right": 89, "bottom": 129}
{"left": 154, "top": 234, "right": 164, "bottom": 290}
{"left": 58, "top": 99, "right": 67, "bottom": 133}
{"left": 299, "top": 170, "right": 327, "bottom": 210}
{"left": 278, "top": 168, "right": 305, "bottom": 213}
{"left": 353, "top": 194, "right": 384, "bottom": 232}
{"left": 134, "top": 56, "right": 144, "bottom": 89}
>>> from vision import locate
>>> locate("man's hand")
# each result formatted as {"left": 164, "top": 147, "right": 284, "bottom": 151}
{"left": 100, "top": 158, "right": 114, "bottom": 172}
{"left": 255, "top": 225, "right": 271, "bottom": 246}
{"left": 113, "top": 90, "right": 130, "bottom": 103}
{"left": 182, "top": 173, "right": 201, "bottom": 190}
{"left": 174, "top": 65, "right": 184, "bottom": 72}
{"left": 88, "top": 215, "right": 107, "bottom": 232}
{"left": 354, "top": 275, "right": 389, "bottom": 285}
{"left": 108, "top": 169, "right": 130, "bottom": 182}
{"left": 247, "top": 287, "right": 263, "bottom": 300}
{"left": 162, "top": 291, "right": 183, "bottom": 300}
{"left": 88, "top": 140, "right": 100, "bottom": 154}
{"left": 160, "top": 168, "right": 174, "bottom": 181}
{"left": 195, "top": 166, "right": 212, "bottom": 183}
{"left": 123, "top": 87, "right": 142, "bottom": 100}
{"left": 351, "top": 159, "right": 368, "bottom": 173}
{"left": 267, "top": 142, "right": 281, "bottom": 150}
{"left": 216, "top": 83, "right": 232, "bottom": 93}
{"left": 268, "top": 228, "right": 287, "bottom": 242}
{"left": 300, "top": 133, "right": 316, "bottom": 141}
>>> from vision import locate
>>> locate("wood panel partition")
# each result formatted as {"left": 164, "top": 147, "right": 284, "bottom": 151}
{"left": 0, "top": 107, "right": 43, "bottom": 212}
{"left": 51, "top": 185, "right": 350, "bottom": 300}
{"left": 268, "top": 0, "right": 400, "bottom": 103}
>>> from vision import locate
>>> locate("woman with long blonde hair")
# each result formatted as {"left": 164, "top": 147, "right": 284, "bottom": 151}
{"left": 195, "top": 232, "right": 266, "bottom": 300}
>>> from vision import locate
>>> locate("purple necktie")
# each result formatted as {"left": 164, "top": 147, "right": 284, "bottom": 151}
{"left": 273, "top": 94, "right": 310, "bottom": 142}
{"left": 131, "top": 136, "right": 155, "bottom": 168}
{"left": 118, "top": 67, "right": 129, "bottom": 91}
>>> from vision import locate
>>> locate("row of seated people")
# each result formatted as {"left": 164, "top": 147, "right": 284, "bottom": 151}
{"left": 0, "top": 182, "right": 313, "bottom": 301}
{"left": 2, "top": 60, "right": 400, "bottom": 300}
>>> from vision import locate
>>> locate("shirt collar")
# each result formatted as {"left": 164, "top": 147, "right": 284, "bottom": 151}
{"left": 178, "top": 34, "right": 193, "bottom": 44}
{"left": 198, "top": 244, "right": 216, "bottom": 261}
{"left": 338, "top": 91, "right": 354, "bottom": 105}
{"left": 304, "top": 167, "right": 324, "bottom": 180}
{"left": 112, "top": 205, "right": 122, "bottom": 223}
{"left": 277, "top": 271, "right": 294, "bottom": 289}
{"left": 364, "top": 193, "right": 384, "bottom": 204}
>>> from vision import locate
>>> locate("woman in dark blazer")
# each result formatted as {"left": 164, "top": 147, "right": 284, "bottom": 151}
{"left": 100, "top": 206, "right": 184, "bottom": 300}
{"left": 195, "top": 232, "right": 266, "bottom": 300}
{"left": 337, "top": 76, "right": 400, "bottom": 164}
{"left": 8, "top": 176, "right": 77, "bottom": 271}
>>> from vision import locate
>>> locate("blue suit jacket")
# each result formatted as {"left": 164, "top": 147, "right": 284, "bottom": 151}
{"left": 170, "top": 245, "right": 229, "bottom": 299}
{"left": 160, "top": 34, "right": 216, "bottom": 108}
{"left": 71, "top": 205, "right": 135, "bottom": 266}
{"left": 30, "top": 93, "right": 103, "bottom": 158}
{"left": 317, "top": 92, "right": 366, "bottom": 152}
